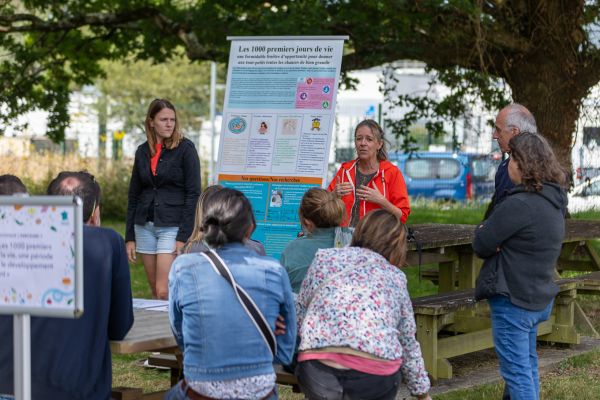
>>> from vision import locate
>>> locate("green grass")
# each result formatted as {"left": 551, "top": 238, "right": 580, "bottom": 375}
{"left": 422, "top": 337, "right": 600, "bottom": 399}
{"left": 409, "top": 200, "right": 487, "bottom": 224}
{"left": 106, "top": 208, "right": 600, "bottom": 397}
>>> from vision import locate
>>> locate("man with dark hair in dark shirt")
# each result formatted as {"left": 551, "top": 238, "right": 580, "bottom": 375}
{"left": 0, "top": 171, "right": 134, "bottom": 399}
{"left": 0, "top": 174, "right": 27, "bottom": 195}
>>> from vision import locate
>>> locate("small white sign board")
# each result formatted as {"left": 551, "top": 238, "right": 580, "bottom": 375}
{"left": 0, "top": 196, "right": 84, "bottom": 318}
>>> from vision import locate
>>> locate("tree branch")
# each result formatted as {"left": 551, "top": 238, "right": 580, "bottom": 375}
{"left": 0, "top": 8, "right": 158, "bottom": 33}
{"left": 152, "top": 13, "right": 221, "bottom": 61}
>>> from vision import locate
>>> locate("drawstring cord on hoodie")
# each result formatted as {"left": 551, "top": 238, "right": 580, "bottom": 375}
{"left": 341, "top": 161, "right": 387, "bottom": 217}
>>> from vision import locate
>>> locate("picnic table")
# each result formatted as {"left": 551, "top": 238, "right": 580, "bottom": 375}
{"left": 111, "top": 219, "right": 600, "bottom": 385}
{"left": 110, "top": 307, "right": 299, "bottom": 398}
{"left": 406, "top": 219, "right": 600, "bottom": 291}
{"left": 110, "top": 308, "right": 175, "bottom": 354}
{"left": 406, "top": 219, "right": 600, "bottom": 379}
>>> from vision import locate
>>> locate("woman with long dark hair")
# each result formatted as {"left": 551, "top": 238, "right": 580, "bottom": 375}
{"left": 474, "top": 132, "right": 567, "bottom": 399}
{"left": 166, "top": 188, "right": 296, "bottom": 400}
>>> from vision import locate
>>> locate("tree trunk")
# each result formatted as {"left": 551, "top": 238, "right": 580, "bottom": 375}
{"left": 506, "top": 60, "right": 588, "bottom": 176}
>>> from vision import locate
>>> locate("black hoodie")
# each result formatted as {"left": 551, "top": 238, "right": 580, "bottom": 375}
{"left": 473, "top": 182, "right": 567, "bottom": 311}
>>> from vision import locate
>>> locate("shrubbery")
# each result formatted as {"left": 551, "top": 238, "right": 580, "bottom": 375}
{"left": 3, "top": 152, "right": 209, "bottom": 221}
{"left": 1, "top": 153, "right": 132, "bottom": 221}
{"left": 0, "top": 153, "right": 199, "bottom": 222}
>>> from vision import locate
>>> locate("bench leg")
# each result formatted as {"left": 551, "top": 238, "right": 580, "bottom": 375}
{"left": 415, "top": 314, "right": 453, "bottom": 380}
{"left": 538, "top": 289, "right": 580, "bottom": 345}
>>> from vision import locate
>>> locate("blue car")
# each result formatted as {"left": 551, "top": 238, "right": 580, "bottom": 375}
{"left": 389, "top": 152, "right": 496, "bottom": 201}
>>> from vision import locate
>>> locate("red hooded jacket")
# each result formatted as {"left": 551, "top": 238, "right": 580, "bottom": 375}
{"left": 327, "top": 159, "right": 410, "bottom": 226}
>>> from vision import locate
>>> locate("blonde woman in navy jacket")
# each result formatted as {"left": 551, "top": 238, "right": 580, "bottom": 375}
{"left": 125, "top": 99, "right": 200, "bottom": 299}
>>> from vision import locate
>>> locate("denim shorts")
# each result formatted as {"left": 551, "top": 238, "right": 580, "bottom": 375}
{"left": 134, "top": 222, "right": 179, "bottom": 254}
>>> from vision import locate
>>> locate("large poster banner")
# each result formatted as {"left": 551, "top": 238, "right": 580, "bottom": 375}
{"left": 218, "top": 36, "right": 346, "bottom": 258}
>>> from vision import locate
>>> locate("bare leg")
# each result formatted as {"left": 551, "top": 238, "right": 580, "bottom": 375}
{"left": 140, "top": 254, "right": 158, "bottom": 299}
{"left": 155, "top": 253, "right": 176, "bottom": 300}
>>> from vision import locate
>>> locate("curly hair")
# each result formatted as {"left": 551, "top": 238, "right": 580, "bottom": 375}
{"left": 508, "top": 132, "right": 566, "bottom": 192}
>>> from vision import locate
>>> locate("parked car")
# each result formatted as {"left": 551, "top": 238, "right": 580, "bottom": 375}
{"left": 389, "top": 152, "right": 496, "bottom": 201}
{"left": 569, "top": 175, "right": 600, "bottom": 212}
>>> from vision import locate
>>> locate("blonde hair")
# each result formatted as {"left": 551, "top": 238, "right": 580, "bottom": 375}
{"left": 181, "top": 185, "right": 223, "bottom": 253}
{"left": 351, "top": 209, "right": 407, "bottom": 267}
{"left": 144, "top": 98, "right": 183, "bottom": 156}
{"left": 299, "top": 187, "right": 345, "bottom": 228}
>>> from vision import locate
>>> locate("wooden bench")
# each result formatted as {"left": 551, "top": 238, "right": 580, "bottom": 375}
{"left": 130, "top": 354, "right": 300, "bottom": 391}
{"left": 413, "top": 278, "right": 586, "bottom": 380}
{"left": 274, "top": 364, "right": 301, "bottom": 392}
{"left": 147, "top": 353, "right": 182, "bottom": 386}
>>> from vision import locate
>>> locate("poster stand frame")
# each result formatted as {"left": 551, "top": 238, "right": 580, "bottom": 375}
{"left": 0, "top": 195, "right": 84, "bottom": 400}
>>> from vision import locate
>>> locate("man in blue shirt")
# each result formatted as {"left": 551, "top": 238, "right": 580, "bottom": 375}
{"left": 0, "top": 171, "right": 134, "bottom": 399}
{"left": 485, "top": 103, "right": 538, "bottom": 218}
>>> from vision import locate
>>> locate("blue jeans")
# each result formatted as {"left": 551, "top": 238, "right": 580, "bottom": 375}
{"left": 489, "top": 295, "right": 554, "bottom": 400}
{"left": 164, "top": 380, "right": 278, "bottom": 400}
{"left": 295, "top": 360, "right": 401, "bottom": 400}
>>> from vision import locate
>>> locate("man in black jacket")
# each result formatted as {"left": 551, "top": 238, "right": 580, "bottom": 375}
{"left": 486, "top": 103, "right": 537, "bottom": 218}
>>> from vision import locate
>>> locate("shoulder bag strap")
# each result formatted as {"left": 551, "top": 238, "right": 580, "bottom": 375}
{"left": 200, "top": 250, "right": 277, "bottom": 356}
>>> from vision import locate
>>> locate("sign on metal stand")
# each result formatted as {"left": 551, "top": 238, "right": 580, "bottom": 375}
{"left": 216, "top": 35, "right": 348, "bottom": 258}
{"left": 0, "top": 196, "right": 84, "bottom": 400}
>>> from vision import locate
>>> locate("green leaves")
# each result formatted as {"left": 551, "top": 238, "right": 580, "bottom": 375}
{"left": 382, "top": 64, "right": 509, "bottom": 153}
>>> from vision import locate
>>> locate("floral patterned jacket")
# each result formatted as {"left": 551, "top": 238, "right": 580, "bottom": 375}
{"left": 296, "top": 247, "right": 430, "bottom": 396}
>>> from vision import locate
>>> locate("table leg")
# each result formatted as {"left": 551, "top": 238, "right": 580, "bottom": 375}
{"left": 457, "top": 247, "right": 482, "bottom": 290}
{"left": 438, "top": 260, "right": 456, "bottom": 293}
{"left": 584, "top": 240, "right": 600, "bottom": 271}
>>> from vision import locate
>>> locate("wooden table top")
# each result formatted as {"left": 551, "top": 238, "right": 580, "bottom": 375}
{"left": 110, "top": 309, "right": 176, "bottom": 354}
{"left": 407, "top": 219, "right": 600, "bottom": 251}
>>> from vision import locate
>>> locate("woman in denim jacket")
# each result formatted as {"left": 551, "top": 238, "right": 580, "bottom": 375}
{"left": 167, "top": 188, "right": 296, "bottom": 400}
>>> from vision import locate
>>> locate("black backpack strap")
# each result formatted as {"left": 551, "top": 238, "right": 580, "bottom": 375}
{"left": 201, "top": 250, "right": 277, "bottom": 356}
{"left": 406, "top": 226, "right": 423, "bottom": 282}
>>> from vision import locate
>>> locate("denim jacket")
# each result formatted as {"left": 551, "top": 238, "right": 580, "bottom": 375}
{"left": 169, "top": 243, "right": 297, "bottom": 381}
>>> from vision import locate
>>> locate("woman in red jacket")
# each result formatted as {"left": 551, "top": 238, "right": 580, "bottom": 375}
{"left": 328, "top": 119, "right": 410, "bottom": 226}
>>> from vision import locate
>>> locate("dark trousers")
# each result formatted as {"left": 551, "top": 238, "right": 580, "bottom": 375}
{"left": 295, "top": 360, "right": 401, "bottom": 400}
